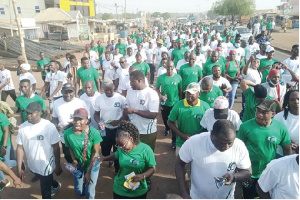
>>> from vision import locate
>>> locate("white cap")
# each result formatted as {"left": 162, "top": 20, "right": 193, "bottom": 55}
{"left": 266, "top": 46, "right": 275, "bottom": 53}
{"left": 20, "top": 63, "right": 31, "bottom": 71}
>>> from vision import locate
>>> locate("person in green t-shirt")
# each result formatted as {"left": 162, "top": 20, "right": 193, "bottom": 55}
{"left": 238, "top": 99, "right": 292, "bottom": 199}
{"left": 168, "top": 82, "right": 210, "bottom": 152}
{"left": 64, "top": 108, "right": 102, "bottom": 199}
{"left": 155, "top": 60, "right": 182, "bottom": 148}
{"left": 15, "top": 79, "right": 47, "bottom": 123}
{"left": 0, "top": 112, "right": 12, "bottom": 168}
{"left": 266, "top": 20, "right": 272, "bottom": 36}
{"left": 36, "top": 52, "right": 51, "bottom": 81}
{"left": 115, "top": 39, "right": 126, "bottom": 56}
{"left": 199, "top": 77, "right": 223, "bottom": 108}
{"left": 102, "top": 121, "right": 156, "bottom": 199}
{"left": 90, "top": 41, "right": 98, "bottom": 52}
{"left": 178, "top": 53, "right": 203, "bottom": 96}
{"left": 258, "top": 47, "right": 278, "bottom": 83}
{"left": 171, "top": 40, "right": 188, "bottom": 67}
{"left": 97, "top": 40, "right": 106, "bottom": 66}
{"left": 203, "top": 51, "right": 225, "bottom": 76}
{"left": 76, "top": 57, "right": 101, "bottom": 97}
{"left": 132, "top": 53, "right": 150, "bottom": 81}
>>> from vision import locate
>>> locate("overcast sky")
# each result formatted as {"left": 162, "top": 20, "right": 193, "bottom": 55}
{"left": 95, "top": 0, "right": 283, "bottom": 14}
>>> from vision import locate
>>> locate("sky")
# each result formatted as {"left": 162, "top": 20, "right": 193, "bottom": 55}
{"left": 95, "top": 0, "right": 283, "bottom": 14}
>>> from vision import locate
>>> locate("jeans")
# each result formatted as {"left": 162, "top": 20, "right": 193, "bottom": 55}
{"left": 229, "top": 81, "right": 239, "bottom": 109}
{"left": 40, "top": 173, "right": 59, "bottom": 199}
{"left": 73, "top": 165, "right": 99, "bottom": 199}
{"left": 0, "top": 142, "right": 17, "bottom": 181}
{"left": 239, "top": 92, "right": 246, "bottom": 120}
{"left": 161, "top": 105, "right": 176, "bottom": 145}
{"left": 148, "top": 63, "right": 155, "bottom": 84}
{"left": 1, "top": 90, "right": 17, "bottom": 102}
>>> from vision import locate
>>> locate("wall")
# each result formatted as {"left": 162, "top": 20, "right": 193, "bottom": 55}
{"left": 59, "top": 0, "right": 95, "bottom": 17}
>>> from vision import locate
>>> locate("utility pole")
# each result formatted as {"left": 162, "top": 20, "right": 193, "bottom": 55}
{"left": 115, "top": 3, "right": 118, "bottom": 20}
{"left": 12, "top": 0, "right": 28, "bottom": 63}
{"left": 124, "top": 0, "right": 127, "bottom": 20}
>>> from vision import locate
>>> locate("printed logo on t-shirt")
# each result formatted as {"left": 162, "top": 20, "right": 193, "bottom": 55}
{"left": 227, "top": 162, "right": 237, "bottom": 173}
{"left": 267, "top": 136, "right": 277, "bottom": 143}
{"left": 171, "top": 82, "right": 177, "bottom": 85}
{"left": 194, "top": 114, "right": 203, "bottom": 120}
{"left": 114, "top": 102, "right": 121, "bottom": 107}
{"left": 87, "top": 74, "right": 92, "bottom": 77}
{"left": 192, "top": 72, "right": 197, "bottom": 75}
{"left": 129, "top": 159, "right": 139, "bottom": 166}
{"left": 140, "top": 100, "right": 145, "bottom": 105}
{"left": 37, "top": 135, "right": 44, "bottom": 140}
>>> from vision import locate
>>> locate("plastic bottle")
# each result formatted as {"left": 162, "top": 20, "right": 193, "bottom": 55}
{"left": 160, "top": 94, "right": 167, "bottom": 105}
{"left": 92, "top": 157, "right": 101, "bottom": 172}
{"left": 49, "top": 100, "right": 53, "bottom": 111}
{"left": 99, "top": 120, "right": 106, "bottom": 137}
{"left": 64, "top": 162, "right": 82, "bottom": 178}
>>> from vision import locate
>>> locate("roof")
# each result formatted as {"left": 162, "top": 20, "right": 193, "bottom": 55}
{"left": 34, "top": 8, "right": 82, "bottom": 24}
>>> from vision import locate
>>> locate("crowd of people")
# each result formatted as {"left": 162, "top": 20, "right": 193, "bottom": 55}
{"left": 0, "top": 21, "right": 299, "bottom": 199}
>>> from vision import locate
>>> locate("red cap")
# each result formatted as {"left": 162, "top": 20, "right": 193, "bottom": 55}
{"left": 268, "top": 69, "right": 280, "bottom": 78}
{"left": 73, "top": 108, "right": 89, "bottom": 119}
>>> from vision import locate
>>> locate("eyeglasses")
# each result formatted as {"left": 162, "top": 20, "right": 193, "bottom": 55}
{"left": 115, "top": 138, "right": 130, "bottom": 150}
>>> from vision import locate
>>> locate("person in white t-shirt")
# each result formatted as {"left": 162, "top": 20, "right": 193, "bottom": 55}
{"left": 194, "top": 45, "right": 206, "bottom": 69}
{"left": 111, "top": 47, "right": 123, "bottom": 70}
{"left": 19, "top": 63, "right": 37, "bottom": 93}
{"left": 125, "top": 47, "right": 136, "bottom": 67}
{"left": 124, "top": 70, "right": 159, "bottom": 151}
{"left": 175, "top": 119, "right": 252, "bottom": 199}
{"left": 63, "top": 53, "right": 71, "bottom": 69}
{"left": 222, "top": 36, "right": 234, "bottom": 57}
{"left": 94, "top": 78, "right": 126, "bottom": 173}
{"left": 176, "top": 51, "right": 190, "bottom": 71}
{"left": 135, "top": 43, "right": 147, "bottom": 62}
{"left": 242, "top": 55, "right": 262, "bottom": 84}
{"left": 157, "top": 58, "right": 177, "bottom": 77}
{"left": 153, "top": 39, "right": 168, "bottom": 69}
{"left": 227, "top": 38, "right": 245, "bottom": 62}
{"left": 257, "top": 154, "right": 299, "bottom": 199}
{"left": 17, "top": 102, "right": 62, "bottom": 198}
{"left": 145, "top": 42, "right": 155, "bottom": 85}
{"left": 274, "top": 90, "right": 299, "bottom": 155}
{"left": 201, "top": 39, "right": 211, "bottom": 57}
{"left": 83, "top": 52, "right": 98, "bottom": 70}
{"left": 126, "top": 38, "right": 137, "bottom": 52}
{"left": 200, "top": 96, "right": 241, "bottom": 132}
{"left": 253, "top": 20, "right": 260, "bottom": 37}
{"left": 210, "top": 36, "right": 218, "bottom": 51}
{"left": 0, "top": 63, "right": 16, "bottom": 101}
{"left": 102, "top": 51, "right": 116, "bottom": 81}
{"left": 52, "top": 83, "right": 89, "bottom": 163}
{"left": 80, "top": 80, "right": 101, "bottom": 129}
{"left": 115, "top": 57, "right": 129, "bottom": 93}
{"left": 245, "top": 36, "right": 260, "bottom": 61}
{"left": 282, "top": 45, "right": 299, "bottom": 85}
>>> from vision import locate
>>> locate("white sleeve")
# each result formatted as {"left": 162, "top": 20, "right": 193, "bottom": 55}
{"left": 82, "top": 101, "right": 90, "bottom": 117}
{"left": 200, "top": 111, "right": 208, "bottom": 129}
{"left": 236, "top": 139, "right": 252, "bottom": 169}
{"left": 6, "top": 71, "right": 11, "bottom": 79}
{"left": 94, "top": 96, "right": 101, "bottom": 112}
{"left": 30, "top": 74, "right": 37, "bottom": 84}
{"left": 52, "top": 101, "right": 58, "bottom": 118}
{"left": 16, "top": 130, "right": 23, "bottom": 145}
{"left": 148, "top": 91, "right": 159, "bottom": 112}
{"left": 58, "top": 72, "right": 65, "bottom": 82}
{"left": 257, "top": 163, "right": 279, "bottom": 193}
{"left": 178, "top": 138, "right": 193, "bottom": 163}
{"left": 225, "top": 79, "right": 232, "bottom": 89}
{"left": 232, "top": 111, "right": 242, "bottom": 131}
{"left": 50, "top": 124, "right": 60, "bottom": 145}
{"left": 45, "top": 73, "right": 50, "bottom": 82}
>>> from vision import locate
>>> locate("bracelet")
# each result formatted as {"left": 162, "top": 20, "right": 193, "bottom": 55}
{"left": 142, "top": 173, "right": 146, "bottom": 180}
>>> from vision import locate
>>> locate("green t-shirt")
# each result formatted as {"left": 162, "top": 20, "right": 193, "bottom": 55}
{"left": 171, "top": 48, "right": 188, "bottom": 67}
{"left": 64, "top": 126, "right": 102, "bottom": 172}
{"left": 168, "top": 99, "right": 210, "bottom": 147}
{"left": 0, "top": 112, "right": 10, "bottom": 152}
{"left": 266, "top": 22, "right": 272, "bottom": 30}
{"left": 131, "top": 33, "right": 137, "bottom": 39}
{"left": 90, "top": 47, "right": 98, "bottom": 51}
{"left": 115, "top": 43, "right": 127, "bottom": 56}
{"left": 178, "top": 64, "right": 203, "bottom": 91}
{"left": 199, "top": 85, "right": 223, "bottom": 108}
{"left": 237, "top": 118, "right": 291, "bottom": 178}
{"left": 258, "top": 58, "right": 278, "bottom": 83}
{"left": 226, "top": 60, "right": 239, "bottom": 78}
{"left": 155, "top": 74, "right": 182, "bottom": 107}
{"left": 97, "top": 45, "right": 105, "bottom": 59}
{"left": 15, "top": 94, "right": 46, "bottom": 121}
{"left": 136, "top": 37, "right": 143, "bottom": 45}
{"left": 76, "top": 66, "right": 100, "bottom": 92}
{"left": 113, "top": 142, "right": 156, "bottom": 197}
{"left": 132, "top": 62, "right": 150, "bottom": 77}
{"left": 37, "top": 58, "right": 51, "bottom": 77}
{"left": 203, "top": 59, "right": 225, "bottom": 76}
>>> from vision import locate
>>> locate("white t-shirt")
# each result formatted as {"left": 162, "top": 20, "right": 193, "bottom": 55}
{"left": 246, "top": 43, "right": 260, "bottom": 60}
{"left": 242, "top": 68, "right": 262, "bottom": 84}
{"left": 125, "top": 87, "right": 159, "bottom": 134}
{"left": 52, "top": 97, "right": 89, "bottom": 143}
{"left": 153, "top": 46, "right": 168, "bottom": 65}
{"left": 282, "top": 57, "right": 299, "bottom": 85}
{"left": 116, "top": 67, "right": 129, "bottom": 93}
{"left": 145, "top": 48, "right": 154, "bottom": 64}
{"left": 89, "top": 50, "right": 99, "bottom": 62}
{"left": 258, "top": 154, "right": 299, "bottom": 199}
{"left": 201, "top": 45, "right": 211, "bottom": 56}
{"left": 134, "top": 50, "right": 147, "bottom": 62}
{"left": 176, "top": 59, "right": 188, "bottom": 70}
{"left": 157, "top": 67, "right": 177, "bottom": 77}
{"left": 64, "top": 60, "right": 70, "bottom": 69}
{"left": 210, "top": 40, "right": 218, "bottom": 51}
{"left": 80, "top": 92, "right": 101, "bottom": 129}
{"left": 0, "top": 69, "right": 15, "bottom": 91}
{"left": 222, "top": 42, "right": 234, "bottom": 57}
{"left": 256, "top": 54, "right": 267, "bottom": 60}
{"left": 19, "top": 72, "right": 37, "bottom": 85}
{"left": 127, "top": 43, "right": 137, "bottom": 52}
{"left": 125, "top": 55, "right": 136, "bottom": 67}
{"left": 94, "top": 93, "right": 126, "bottom": 129}
{"left": 200, "top": 108, "right": 242, "bottom": 131}
{"left": 119, "top": 74, "right": 149, "bottom": 92}
{"left": 254, "top": 23, "right": 260, "bottom": 32}
{"left": 179, "top": 132, "right": 251, "bottom": 199}
{"left": 112, "top": 53, "right": 123, "bottom": 69}
{"left": 45, "top": 71, "right": 65, "bottom": 98}
{"left": 261, "top": 82, "right": 286, "bottom": 104}
{"left": 102, "top": 58, "right": 116, "bottom": 80}
{"left": 227, "top": 46, "right": 245, "bottom": 62}
{"left": 195, "top": 54, "right": 206, "bottom": 69}
{"left": 16, "top": 119, "right": 60, "bottom": 176}
{"left": 199, "top": 75, "right": 232, "bottom": 89}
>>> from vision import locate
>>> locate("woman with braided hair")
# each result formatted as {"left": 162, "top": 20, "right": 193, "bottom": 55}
{"left": 102, "top": 120, "right": 156, "bottom": 199}
{"left": 274, "top": 90, "right": 299, "bottom": 156}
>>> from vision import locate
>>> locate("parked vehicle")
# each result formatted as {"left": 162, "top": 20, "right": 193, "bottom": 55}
{"left": 212, "top": 25, "right": 226, "bottom": 33}
{"left": 236, "top": 26, "right": 252, "bottom": 41}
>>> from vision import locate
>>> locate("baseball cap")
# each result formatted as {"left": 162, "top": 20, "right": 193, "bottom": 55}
{"left": 17, "top": 55, "right": 25, "bottom": 62}
{"left": 62, "top": 83, "right": 75, "bottom": 92}
{"left": 25, "top": 102, "right": 42, "bottom": 113}
{"left": 185, "top": 82, "right": 200, "bottom": 94}
{"left": 254, "top": 85, "right": 267, "bottom": 98}
{"left": 266, "top": 46, "right": 275, "bottom": 53}
{"left": 157, "top": 39, "right": 163, "bottom": 44}
{"left": 73, "top": 108, "right": 89, "bottom": 119}
{"left": 256, "top": 99, "right": 276, "bottom": 112}
{"left": 20, "top": 63, "right": 31, "bottom": 71}
{"left": 213, "top": 96, "right": 229, "bottom": 119}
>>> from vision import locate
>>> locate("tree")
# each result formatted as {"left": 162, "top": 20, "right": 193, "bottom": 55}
{"left": 161, "top": 12, "right": 171, "bottom": 20}
{"left": 102, "top": 13, "right": 112, "bottom": 20}
{"left": 151, "top": 12, "right": 161, "bottom": 18}
{"left": 213, "top": 0, "right": 255, "bottom": 23}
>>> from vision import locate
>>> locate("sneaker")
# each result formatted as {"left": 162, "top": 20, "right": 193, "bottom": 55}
{"left": 0, "top": 179, "right": 10, "bottom": 191}
{"left": 163, "top": 130, "right": 169, "bottom": 136}
{"left": 172, "top": 143, "right": 176, "bottom": 149}
{"left": 51, "top": 181, "right": 61, "bottom": 198}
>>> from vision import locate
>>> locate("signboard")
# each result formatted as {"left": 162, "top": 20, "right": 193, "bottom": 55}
{"left": 20, "top": 18, "right": 36, "bottom": 28}
{"left": 77, "top": 17, "right": 90, "bottom": 41}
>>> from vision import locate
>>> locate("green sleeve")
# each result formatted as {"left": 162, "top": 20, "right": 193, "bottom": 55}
{"left": 36, "top": 61, "right": 40, "bottom": 67}
{"left": 0, "top": 113, "right": 10, "bottom": 128}
{"left": 15, "top": 98, "right": 20, "bottom": 109}
{"left": 38, "top": 96, "right": 47, "bottom": 111}
{"left": 91, "top": 128, "right": 103, "bottom": 144}
{"left": 279, "top": 124, "right": 292, "bottom": 147}
{"left": 178, "top": 68, "right": 182, "bottom": 77}
{"left": 76, "top": 68, "right": 81, "bottom": 78}
{"left": 237, "top": 124, "right": 247, "bottom": 143}
{"left": 202, "top": 63, "right": 208, "bottom": 74}
{"left": 64, "top": 129, "right": 70, "bottom": 147}
{"left": 178, "top": 77, "right": 182, "bottom": 88}
{"left": 198, "top": 66, "right": 203, "bottom": 78}
{"left": 145, "top": 63, "right": 150, "bottom": 72}
{"left": 93, "top": 68, "right": 100, "bottom": 79}
{"left": 144, "top": 145, "right": 156, "bottom": 168}
{"left": 244, "top": 87, "right": 253, "bottom": 98}
{"left": 115, "top": 148, "right": 120, "bottom": 159}
{"left": 168, "top": 102, "right": 179, "bottom": 122}
{"left": 171, "top": 50, "right": 175, "bottom": 59}
{"left": 155, "top": 76, "right": 161, "bottom": 88}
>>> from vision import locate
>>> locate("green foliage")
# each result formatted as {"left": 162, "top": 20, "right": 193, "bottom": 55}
{"left": 161, "top": 12, "right": 171, "bottom": 20}
{"left": 151, "top": 12, "right": 161, "bottom": 18}
{"left": 213, "top": 0, "right": 255, "bottom": 21}
{"left": 102, "top": 13, "right": 112, "bottom": 20}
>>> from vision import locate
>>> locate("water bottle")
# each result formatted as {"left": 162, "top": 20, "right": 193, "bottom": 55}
{"left": 99, "top": 120, "right": 106, "bottom": 137}
{"left": 160, "top": 94, "right": 167, "bottom": 105}
{"left": 124, "top": 103, "right": 134, "bottom": 120}
{"left": 92, "top": 157, "right": 101, "bottom": 172}
{"left": 64, "top": 162, "right": 82, "bottom": 178}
